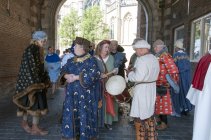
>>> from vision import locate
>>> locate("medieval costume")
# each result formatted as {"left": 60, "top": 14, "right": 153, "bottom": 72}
{"left": 13, "top": 31, "right": 49, "bottom": 135}
{"left": 153, "top": 39, "right": 179, "bottom": 130}
{"left": 187, "top": 51, "right": 211, "bottom": 140}
{"left": 128, "top": 39, "right": 160, "bottom": 140}
{"left": 95, "top": 40, "right": 119, "bottom": 130}
{"left": 173, "top": 40, "right": 193, "bottom": 116}
{"left": 61, "top": 37, "right": 101, "bottom": 140}
{"left": 45, "top": 47, "right": 61, "bottom": 95}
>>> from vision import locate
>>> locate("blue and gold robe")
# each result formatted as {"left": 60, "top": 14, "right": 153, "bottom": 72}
{"left": 61, "top": 53, "right": 101, "bottom": 140}
{"left": 173, "top": 50, "right": 193, "bottom": 114}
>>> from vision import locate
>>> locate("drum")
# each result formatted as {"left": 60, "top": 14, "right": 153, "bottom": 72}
{"left": 105, "top": 75, "right": 126, "bottom": 96}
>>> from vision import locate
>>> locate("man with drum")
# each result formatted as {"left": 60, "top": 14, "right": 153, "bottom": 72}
{"left": 127, "top": 39, "right": 160, "bottom": 140}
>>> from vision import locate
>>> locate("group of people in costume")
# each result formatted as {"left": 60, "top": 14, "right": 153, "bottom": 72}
{"left": 12, "top": 30, "right": 211, "bottom": 140}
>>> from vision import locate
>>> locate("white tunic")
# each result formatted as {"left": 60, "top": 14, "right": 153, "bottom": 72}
{"left": 128, "top": 54, "right": 160, "bottom": 120}
{"left": 186, "top": 64, "right": 211, "bottom": 140}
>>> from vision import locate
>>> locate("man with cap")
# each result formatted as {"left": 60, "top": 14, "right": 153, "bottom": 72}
{"left": 128, "top": 38, "right": 160, "bottom": 140}
{"left": 153, "top": 39, "right": 179, "bottom": 130}
{"left": 13, "top": 30, "right": 50, "bottom": 135}
{"left": 60, "top": 37, "right": 101, "bottom": 140}
{"left": 172, "top": 39, "right": 193, "bottom": 117}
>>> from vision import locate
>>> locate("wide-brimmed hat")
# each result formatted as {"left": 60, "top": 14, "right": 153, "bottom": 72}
{"left": 132, "top": 39, "right": 151, "bottom": 49}
{"left": 105, "top": 75, "right": 126, "bottom": 95}
{"left": 32, "top": 31, "right": 47, "bottom": 41}
{"left": 174, "top": 39, "right": 184, "bottom": 49}
{"left": 75, "top": 37, "right": 91, "bottom": 49}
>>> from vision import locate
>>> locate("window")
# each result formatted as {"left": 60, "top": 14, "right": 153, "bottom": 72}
{"left": 174, "top": 25, "right": 184, "bottom": 43}
{"left": 110, "top": 17, "right": 114, "bottom": 39}
{"left": 122, "top": 13, "right": 132, "bottom": 44}
{"left": 190, "top": 13, "right": 211, "bottom": 61}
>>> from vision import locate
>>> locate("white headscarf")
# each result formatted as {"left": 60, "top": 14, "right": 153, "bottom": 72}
{"left": 132, "top": 39, "right": 151, "bottom": 49}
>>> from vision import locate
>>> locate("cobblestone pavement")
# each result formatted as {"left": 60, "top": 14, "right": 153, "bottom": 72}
{"left": 0, "top": 87, "right": 193, "bottom": 140}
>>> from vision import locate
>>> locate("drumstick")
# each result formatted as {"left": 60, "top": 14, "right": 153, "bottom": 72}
{"left": 105, "top": 71, "right": 114, "bottom": 77}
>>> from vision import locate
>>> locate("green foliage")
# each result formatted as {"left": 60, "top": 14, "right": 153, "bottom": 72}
{"left": 58, "top": 5, "right": 109, "bottom": 46}
{"left": 81, "top": 5, "right": 109, "bottom": 42}
{"left": 58, "top": 9, "right": 81, "bottom": 47}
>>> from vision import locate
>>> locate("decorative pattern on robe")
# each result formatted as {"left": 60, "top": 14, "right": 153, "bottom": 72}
{"left": 13, "top": 44, "right": 49, "bottom": 117}
{"left": 61, "top": 54, "right": 101, "bottom": 140}
{"left": 173, "top": 51, "right": 193, "bottom": 112}
{"left": 155, "top": 52, "right": 179, "bottom": 115}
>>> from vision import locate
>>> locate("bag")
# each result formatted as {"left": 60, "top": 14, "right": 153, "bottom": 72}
{"left": 128, "top": 86, "right": 134, "bottom": 97}
{"left": 156, "top": 85, "right": 167, "bottom": 96}
{"left": 105, "top": 92, "right": 116, "bottom": 117}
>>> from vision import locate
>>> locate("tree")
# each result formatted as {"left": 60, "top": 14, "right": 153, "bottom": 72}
{"left": 58, "top": 9, "right": 81, "bottom": 47}
{"left": 81, "top": 5, "right": 109, "bottom": 42}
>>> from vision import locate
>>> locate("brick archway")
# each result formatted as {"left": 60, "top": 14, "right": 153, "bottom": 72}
{"left": 39, "top": 0, "right": 66, "bottom": 49}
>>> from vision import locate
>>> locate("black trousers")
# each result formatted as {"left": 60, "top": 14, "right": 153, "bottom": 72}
{"left": 159, "top": 115, "right": 167, "bottom": 124}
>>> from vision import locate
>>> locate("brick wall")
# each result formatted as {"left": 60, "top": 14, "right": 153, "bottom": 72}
{"left": 168, "top": 0, "right": 211, "bottom": 54}
{"left": 0, "top": 0, "right": 31, "bottom": 80}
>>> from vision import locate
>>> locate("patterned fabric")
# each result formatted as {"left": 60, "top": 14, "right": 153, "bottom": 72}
{"left": 155, "top": 52, "right": 179, "bottom": 115}
{"left": 155, "top": 90, "right": 172, "bottom": 115}
{"left": 173, "top": 51, "right": 193, "bottom": 113}
{"left": 61, "top": 53, "right": 101, "bottom": 140}
{"left": 135, "top": 116, "right": 157, "bottom": 140}
{"left": 13, "top": 44, "right": 49, "bottom": 116}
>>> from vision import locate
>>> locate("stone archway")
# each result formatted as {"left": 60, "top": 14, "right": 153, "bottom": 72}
{"left": 40, "top": 0, "right": 162, "bottom": 49}
{"left": 40, "top": 0, "right": 64, "bottom": 49}
{"left": 138, "top": 0, "right": 162, "bottom": 44}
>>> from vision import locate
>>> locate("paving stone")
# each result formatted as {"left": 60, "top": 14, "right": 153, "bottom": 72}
{"left": 0, "top": 87, "right": 193, "bottom": 140}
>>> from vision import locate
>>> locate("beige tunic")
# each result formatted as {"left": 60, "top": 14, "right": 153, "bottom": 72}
{"left": 128, "top": 54, "right": 160, "bottom": 120}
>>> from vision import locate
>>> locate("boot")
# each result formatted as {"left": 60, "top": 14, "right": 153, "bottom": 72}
{"left": 156, "top": 122, "right": 168, "bottom": 131}
{"left": 134, "top": 121, "right": 145, "bottom": 140}
{"left": 21, "top": 120, "right": 31, "bottom": 133}
{"left": 31, "top": 124, "right": 48, "bottom": 136}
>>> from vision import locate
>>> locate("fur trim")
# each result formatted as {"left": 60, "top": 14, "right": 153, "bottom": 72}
{"left": 13, "top": 83, "right": 46, "bottom": 111}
